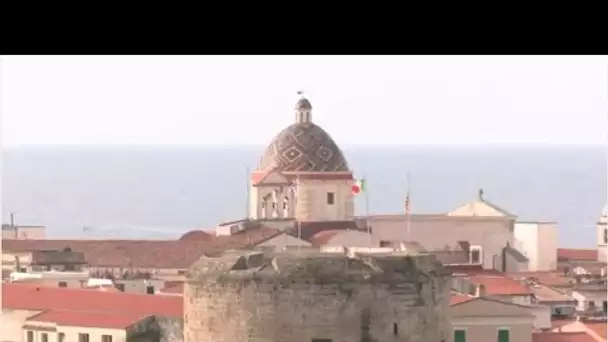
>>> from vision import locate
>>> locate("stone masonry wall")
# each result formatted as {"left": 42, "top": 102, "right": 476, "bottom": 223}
{"left": 184, "top": 255, "right": 450, "bottom": 342}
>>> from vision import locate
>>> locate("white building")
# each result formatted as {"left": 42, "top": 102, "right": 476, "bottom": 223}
{"left": 513, "top": 221, "right": 558, "bottom": 271}
{"left": 596, "top": 204, "right": 608, "bottom": 263}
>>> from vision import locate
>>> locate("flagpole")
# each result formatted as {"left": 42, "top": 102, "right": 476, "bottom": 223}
{"left": 405, "top": 172, "right": 411, "bottom": 242}
{"left": 246, "top": 165, "right": 250, "bottom": 220}
{"left": 364, "top": 175, "right": 371, "bottom": 246}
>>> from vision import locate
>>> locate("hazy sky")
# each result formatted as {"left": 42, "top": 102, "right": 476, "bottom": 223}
{"left": 1, "top": 55, "right": 607, "bottom": 147}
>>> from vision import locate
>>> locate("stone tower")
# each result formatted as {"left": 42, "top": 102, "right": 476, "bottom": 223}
{"left": 249, "top": 94, "right": 355, "bottom": 222}
{"left": 597, "top": 205, "right": 608, "bottom": 262}
{"left": 184, "top": 248, "right": 451, "bottom": 342}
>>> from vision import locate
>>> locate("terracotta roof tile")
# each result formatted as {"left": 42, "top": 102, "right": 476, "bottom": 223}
{"left": 582, "top": 321, "right": 607, "bottom": 340}
{"left": 449, "top": 294, "right": 476, "bottom": 306}
{"left": 2, "top": 226, "right": 284, "bottom": 269}
{"left": 179, "top": 230, "right": 214, "bottom": 241}
{"left": 27, "top": 309, "right": 147, "bottom": 329}
{"left": 533, "top": 332, "right": 598, "bottom": 342}
{"left": 2, "top": 239, "right": 211, "bottom": 269}
{"left": 557, "top": 248, "right": 598, "bottom": 261}
{"left": 469, "top": 275, "right": 532, "bottom": 296}
{"left": 2, "top": 282, "right": 182, "bottom": 317}
{"left": 507, "top": 271, "right": 574, "bottom": 287}
{"left": 551, "top": 318, "right": 578, "bottom": 329}
{"left": 308, "top": 230, "right": 342, "bottom": 246}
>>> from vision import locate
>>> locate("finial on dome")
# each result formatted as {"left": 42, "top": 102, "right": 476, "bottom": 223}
{"left": 295, "top": 90, "right": 312, "bottom": 123}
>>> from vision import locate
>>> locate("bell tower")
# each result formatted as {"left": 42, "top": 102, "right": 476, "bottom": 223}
{"left": 597, "top": 205, "right": 608, "bottom": 262}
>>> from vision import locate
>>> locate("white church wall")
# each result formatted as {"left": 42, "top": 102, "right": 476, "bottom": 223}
{"left": 295, "top": 178, "right": 354, "bottom": 222}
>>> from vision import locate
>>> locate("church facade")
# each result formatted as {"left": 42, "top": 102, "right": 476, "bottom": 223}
{"left": 248, "top": 96, "right": 355, "bottom": 222}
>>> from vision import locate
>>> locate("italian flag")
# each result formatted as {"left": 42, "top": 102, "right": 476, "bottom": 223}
{"left": 352, "top": 178, "right": 365, "bottom": 195}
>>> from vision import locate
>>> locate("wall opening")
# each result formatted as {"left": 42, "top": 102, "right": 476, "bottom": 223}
{"left": 146, "top": 285, "right": 155, "bottom": 294}
{"left": 393, "top": 322, "right": 398, "bottom": 336}
{"left": 327, "top": 192, "right": 335, "bottom": 205}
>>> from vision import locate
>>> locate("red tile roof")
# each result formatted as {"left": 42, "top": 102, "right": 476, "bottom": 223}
{"left": 507, "top": 271, "right": 574, "bottom": 287}
{"left": 583, "top": 321, "right": 607, "bottom": 340}
{"left": 469, "top": 275, "right": 532, "bottom": 296}
{"left": 179, "top": 229, "right": 214, "bottom": 241}
{"left": 533, "top": 332, "right": 598, "bottom": 342}
{"left": 2, "top": 239, "right": 211, "bottom": 269}
{"left": 2, "top": 283, "right": 182, "bottom": 317}
{"left": 449, "top": 294, "right": 476, "bottom": 306}
{"left": 2, "top": 226, "right": 284, "bottom": 269}
{"left": 557, "top": 248, "right": 598, "bottom": 261}
{"left": 27, "top": 309, "right": 147, "bottom": 329}
{"left": 308, "top": 230, "right": 342, "bottom": 246}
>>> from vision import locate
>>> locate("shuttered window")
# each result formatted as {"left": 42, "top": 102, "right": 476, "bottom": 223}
{"left": 454, "top": 329, "right": 466, "bottom": 342}
{"left": 498, "top": 329, "right": 509, "bottom": 342}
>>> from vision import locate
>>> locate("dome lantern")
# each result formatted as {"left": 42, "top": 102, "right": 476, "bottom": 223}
{"left": 295, "top": 90, "right": 312, "bottom": 123}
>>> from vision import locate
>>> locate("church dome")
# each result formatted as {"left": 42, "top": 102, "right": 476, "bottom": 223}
{"left": 257, "top": 96, "right": 349, "bottom": 173}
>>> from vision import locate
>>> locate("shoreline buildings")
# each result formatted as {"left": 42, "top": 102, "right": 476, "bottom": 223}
{"left": 2, "top": 95, "right": 606, "bottom": 342}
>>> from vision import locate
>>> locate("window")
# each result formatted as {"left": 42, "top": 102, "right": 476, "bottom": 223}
{"left": 498, "top": 329, "right": 509, "bottom": 342}
{"left": 380, "top": 240, "right": 392, "bottom": 247}
{"left": 312, "top": 339, "right": 332, "bottom": 342}
{"left": 454, "top": 329, "right": 466, "bottom": 342}
{"left": 604, "top": 228, "right": 607, "bottom": 244}
{"left": 101, "top": 335, "right": 113, "bottom": 342}
{"left": 41, "top": 333, "right": 48, "bottom": 342}
{"left": 26, "top": 331, "right": 33, "bottom": 342}
{"left": 393, "top": 323, "right": 398, "bottom": 336}
{"left": 326, "top": 192, "right": 335, "bottom": 205}
{"left": 146, "top": 285, "right": 155, "bottom": 294}
{"left": 603, "top": 301, "right": 607, "bottom": 313}
{"left": 58, "top": 281, "right": 67, "bottom": 288}
{"left": 58, "top": 333, "right": 65, "bottom": 342}
{"left": 470, "top": 246, "right": 482, "bottom": 264}
{"left": 78, "top": 333, "right": 89, "bottom": 342}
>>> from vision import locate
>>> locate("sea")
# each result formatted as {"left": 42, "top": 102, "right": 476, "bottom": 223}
{"left": 1, "top": 145, "right": 606, "bottom": 248}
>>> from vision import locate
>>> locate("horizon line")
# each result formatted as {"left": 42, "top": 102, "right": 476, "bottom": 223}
{"left": 3, "top": 142, "right": 607, "bottom": 150}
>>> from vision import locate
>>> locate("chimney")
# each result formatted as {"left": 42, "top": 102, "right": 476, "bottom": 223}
{"left": 475, "top": 284, "right": 486, "bottom": 297}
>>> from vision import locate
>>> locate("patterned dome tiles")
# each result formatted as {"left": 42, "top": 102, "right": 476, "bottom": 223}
{"left": 258, "top": 122, "right": 349, "bottom": 173}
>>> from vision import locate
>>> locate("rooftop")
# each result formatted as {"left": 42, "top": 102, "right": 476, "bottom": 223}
{"left": 507, "top": 271, "right": 574, "bottom": 287}
{"left": 468, "top": 275, "right": 532, "bottom": 296}
{"left": 526, "top": 283, "right": 575, "bottom": 302}
{"left": 2, "top": 283, "right": 182, "bottom": 317}
{"left": 449, "top": 293, "right": 476, "bottom": 306}
{"left": 2, "top": 225, "right": 287, "bottom": 269}
{"left": 557, "top": 248, "right": 598, "bottom": 262}
{"left": 27, "top": 309, "right": 148, "bottom": 329}
{"left": 532, "top": 332, "right": 598, "bottom": 342}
